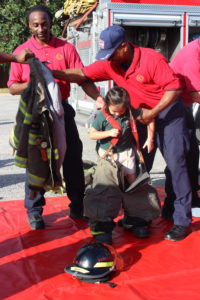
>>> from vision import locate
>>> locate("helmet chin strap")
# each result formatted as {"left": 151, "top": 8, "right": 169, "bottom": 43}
{"left": 74, "top": 274, "right": 117, "bottom": 288}
{"left": 101, "top": 281, "right": 117, "bottom": 288}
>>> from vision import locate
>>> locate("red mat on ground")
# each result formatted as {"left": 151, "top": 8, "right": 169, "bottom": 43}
{"left": 0, "top": 187, "right": 200, "bottom": 300}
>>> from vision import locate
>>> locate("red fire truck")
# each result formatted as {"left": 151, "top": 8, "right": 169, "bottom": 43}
{"left": 67, "top": 0, "right": 200, "bottom": 114}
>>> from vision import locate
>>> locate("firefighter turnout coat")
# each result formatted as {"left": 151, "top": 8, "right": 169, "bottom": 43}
{"left": 9, "top": 58, "right": 66, "bottom": 194}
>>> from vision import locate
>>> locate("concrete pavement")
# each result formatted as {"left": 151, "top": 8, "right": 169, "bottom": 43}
{"left": 0, "top": 94, "right": 166, "bottom": 201}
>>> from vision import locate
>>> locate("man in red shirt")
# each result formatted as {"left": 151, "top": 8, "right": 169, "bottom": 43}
{"left": 170, "top": 38, "right": 200, "bottom": 106}
{"left": 7, "top": 5, "right": 103, "bottom": 230}
{"left": 162, "top": 38, "right": 200, "bottom": 219}
{"left": 53, "top": 25, "right": 193, "bottom": 242}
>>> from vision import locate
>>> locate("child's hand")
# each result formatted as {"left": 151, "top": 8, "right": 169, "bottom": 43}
{"left": 109, "top": 129, "right": 120, "bottom": 137}
{"left": 143, "top": 138, "right": 154, "bottom": 153}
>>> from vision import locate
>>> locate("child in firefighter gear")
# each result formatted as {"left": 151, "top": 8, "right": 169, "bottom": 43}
{"left": 84, "top": 87, "right": 158, "bottom": 244}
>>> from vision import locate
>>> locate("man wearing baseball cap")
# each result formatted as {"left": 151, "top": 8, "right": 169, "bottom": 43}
{"left": 52, "top": 25, "right": 193, "bottom": 242}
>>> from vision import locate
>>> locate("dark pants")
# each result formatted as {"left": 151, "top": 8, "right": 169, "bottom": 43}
{"left": 138, "top": 99, "right": 192, "bottom": 226}
{"left": 136, "top": 121, "right": 157, "bottom": 173}
{"left": 25, "top": 101, "right": 85, "bottom": 216}
{"left": 156, "top": 100, "right": 192, "bottom": 226}
{"left": 164, "top": 106, "right": 200, "bottom": 216}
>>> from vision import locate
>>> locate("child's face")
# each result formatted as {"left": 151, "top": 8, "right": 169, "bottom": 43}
{"left": 108, "top": 104, "right": 126, "bottom": 117}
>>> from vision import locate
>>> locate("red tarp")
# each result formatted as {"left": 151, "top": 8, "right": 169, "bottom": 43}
{"left": 1, "top": 187, "right": 200, "bottom": 300}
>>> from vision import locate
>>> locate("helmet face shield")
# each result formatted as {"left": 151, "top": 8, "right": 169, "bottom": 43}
{"left": 64, "top": 243, "right": 116, "bottom": 283}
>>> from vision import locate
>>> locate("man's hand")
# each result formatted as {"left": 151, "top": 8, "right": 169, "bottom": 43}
{"left": 137, "top": 108, "right": 154, "bottom": 125}
{"left": 137, "top": 90, "right": 182, "bottom": 124}
{"left": 14, "top": 49, "right": 35, "bottom": 64}
{"left": 96, "top": 95, "right": 105, "bottom": 109}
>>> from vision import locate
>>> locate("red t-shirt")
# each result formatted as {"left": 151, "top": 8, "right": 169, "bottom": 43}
{"left": 83, "top": 44, "right": 184, "bottom": 109}
{"left": 7, "top": 35, "right": 84, "bottom": 100}
{"left": 170, "top": 38, "right": 200, "bottom": 106}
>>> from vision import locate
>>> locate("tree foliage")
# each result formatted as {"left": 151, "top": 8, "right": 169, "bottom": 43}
{"left": 0, "top": 0, "right": 64, "bottom": 54}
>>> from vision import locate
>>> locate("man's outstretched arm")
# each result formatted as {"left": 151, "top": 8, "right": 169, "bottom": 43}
{"left": 53, "top": 69, "right": 104, "bottom": 109}
{"left": 0, "top": 49, "right": 34, "bottom": 64}
{"left": 52, "top": 68, "right": 86, "bottom": 83}
{"left": 80, "top": 80, "right": 104, "bottom": 109}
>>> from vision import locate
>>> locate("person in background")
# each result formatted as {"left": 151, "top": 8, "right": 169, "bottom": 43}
{"left": 163, "top": 38, "right": 200, "bottom": 220}
{"left": 7, "top": 5, "right": 104, "bottom": 230}
{"left": 87, "top": 86, "right": 155, "bottom": 244}
{"left": 52, "top": 25, "right": 193, "bottom": 242}
{"left": 0, "top": 49, "right": 34, "bottom": 63}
